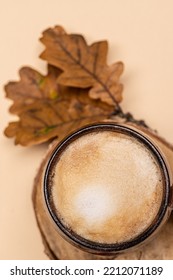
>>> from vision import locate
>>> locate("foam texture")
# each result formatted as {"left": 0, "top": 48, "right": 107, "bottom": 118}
{"left": 52, "top": 131, "right": 163, "bottom": 244}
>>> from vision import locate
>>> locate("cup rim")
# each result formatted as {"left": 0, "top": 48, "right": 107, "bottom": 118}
{"left": 43, "top": 123, "right": 171, "bottom": 254}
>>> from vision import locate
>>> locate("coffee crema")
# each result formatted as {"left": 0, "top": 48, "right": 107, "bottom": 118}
{"left": 50, "top": 130, "right": 164, "bottom": 244}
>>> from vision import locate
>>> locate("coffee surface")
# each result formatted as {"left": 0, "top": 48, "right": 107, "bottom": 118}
{"left": 52, "top": 131, "right": 163, "bottom": 244}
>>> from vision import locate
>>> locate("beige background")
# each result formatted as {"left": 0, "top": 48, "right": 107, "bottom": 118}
{"left": 1, "top": 0, "right": 173, "bottom": 259}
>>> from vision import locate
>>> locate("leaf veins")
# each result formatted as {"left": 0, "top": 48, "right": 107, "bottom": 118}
{"left": 40, "top": 26, "right": 124, "bottom": 106}
{"left": 4, "top": 65, "right": 114, "bottom": 146}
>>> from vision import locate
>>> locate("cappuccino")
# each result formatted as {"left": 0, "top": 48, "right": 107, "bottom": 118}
{"left": 49, "top": 128, "right": 164, "bottom": 244}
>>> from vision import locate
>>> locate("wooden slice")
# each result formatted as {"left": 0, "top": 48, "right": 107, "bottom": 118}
{"left": 32, "top": 118, "right": 173, "bottom": 259}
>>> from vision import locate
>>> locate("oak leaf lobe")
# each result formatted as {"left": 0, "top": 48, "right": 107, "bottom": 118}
{"left": 40, "top": 26, "right": 123, "bottom": 106}
{"left": 4, "top": 66, "right": 114, "bottom": 146}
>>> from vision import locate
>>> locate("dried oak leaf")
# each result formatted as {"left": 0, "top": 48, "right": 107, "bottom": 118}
{"left": 40, "top": 26, "right": 124, "bottom": 106}
{"left": 4, "top": 66, "right": 114, "bottom": 146}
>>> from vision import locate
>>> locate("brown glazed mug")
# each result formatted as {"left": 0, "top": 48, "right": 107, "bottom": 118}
{"left": 43, "top": 123, "right": 173, "bottom": 255}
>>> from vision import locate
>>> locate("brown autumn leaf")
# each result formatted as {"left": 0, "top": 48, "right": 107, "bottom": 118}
{"left": 40, "top": 26, "right": 123, "bottom": 106}
{"left": 4, "top": 65, "right": 114, "bottom": 146}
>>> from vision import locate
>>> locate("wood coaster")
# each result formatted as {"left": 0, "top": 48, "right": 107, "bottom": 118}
{"left": 32, "top": 117, "right": 173, "bottom": 259}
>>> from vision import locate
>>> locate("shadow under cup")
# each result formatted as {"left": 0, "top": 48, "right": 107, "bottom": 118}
{"left": 43, "top": 123, "right": 172, "bottom": 255}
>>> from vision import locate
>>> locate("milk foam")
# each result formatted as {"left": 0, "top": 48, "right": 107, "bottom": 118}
{"left": 52, "top": 131, "right": 163, "bottom": 244}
